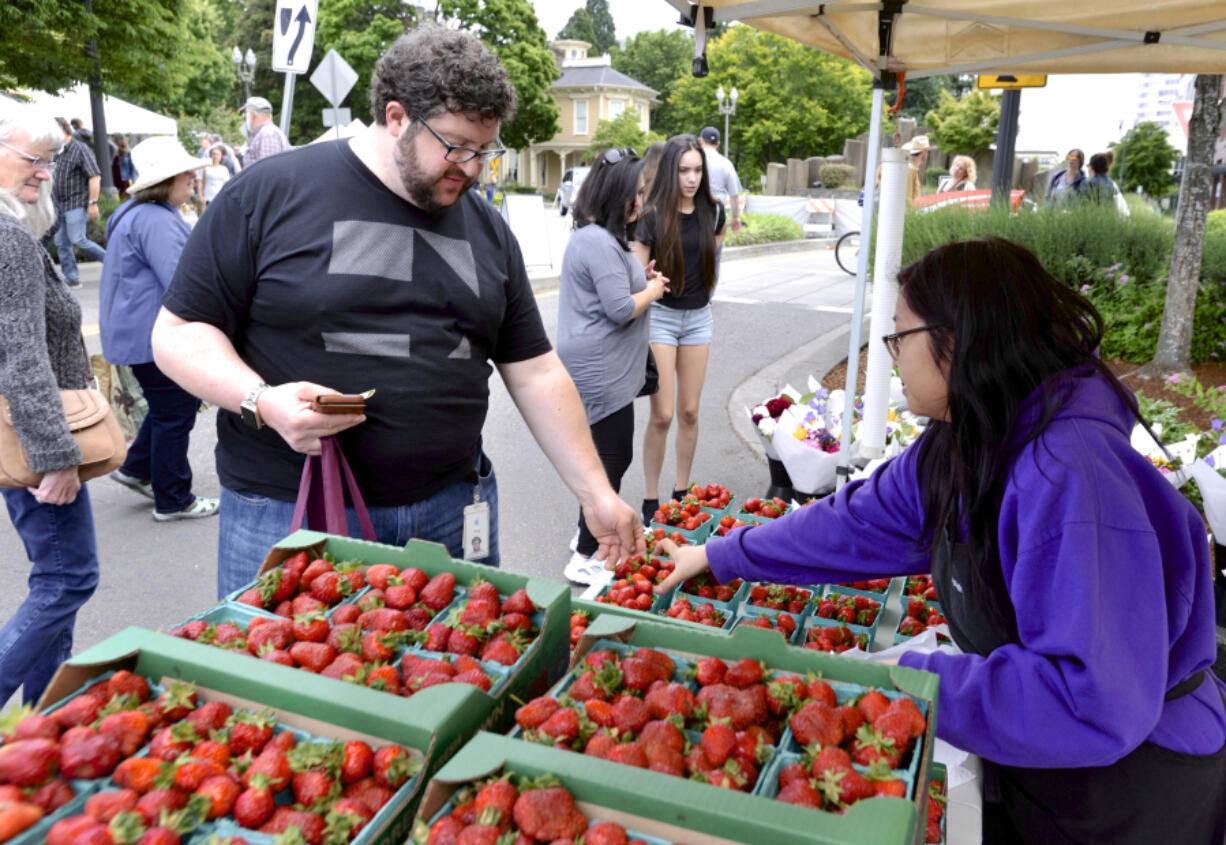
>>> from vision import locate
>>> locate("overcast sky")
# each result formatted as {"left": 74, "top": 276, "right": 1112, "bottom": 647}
{"left": 528, "top": 3, "right": 1177, "bottom": 159}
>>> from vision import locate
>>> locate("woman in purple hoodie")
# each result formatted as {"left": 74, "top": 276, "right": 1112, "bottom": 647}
{"left": 657, "top": 237, "right": 1226, "bottom": 843}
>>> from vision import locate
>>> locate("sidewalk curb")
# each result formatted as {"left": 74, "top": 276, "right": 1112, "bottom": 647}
{"left": 528, "top": 236, "right": 836, "bottom": 294}
{"left": 726, "top": 314, "right": 871, "bottom": 464}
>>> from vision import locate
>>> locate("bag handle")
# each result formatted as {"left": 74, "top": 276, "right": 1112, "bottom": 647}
{"left": 290, "top": 436, "right": 376, "bottom": 541}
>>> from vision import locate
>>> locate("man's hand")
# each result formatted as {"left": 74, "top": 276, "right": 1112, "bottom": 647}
{"left": 730, "top": 217, "right": 742, "bottom": 233}
{"left": 86, "top": 203, "right": 100, "bottom": 221}
{"left": 652, "top": 539, "right": 712, "bottom": 593}
{"left": 28, "top": 467, "right": 81, "bottom": 505}
{"left": 257, "top": 382, "right": 366, "bottom": 455}
{"left": 582, "top": 492, "right": 645, "bottom": 566}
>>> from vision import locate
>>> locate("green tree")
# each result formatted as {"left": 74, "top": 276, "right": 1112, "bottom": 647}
{"left": 585, "top": 108, "right": 663, "bottom": 160}
{"left": 556, "top": 8, "right": 596, "bottom": 49}
{"left": 437, "top": 0, "right": 560, "bottom": 151}
{"left": 610, "top": 29, "right": 691, "bottom": 138}
{"left": 585, "top": 0, "right": 616, "bottom": 55}
{"left": 898, "top": 74, "right": 972, "bottom": 122}
{"left": 924, "top": 89, "right": 999, "bottom": 155}
{"left": 0, "top": 0, "right": 185, "bottom": 101}
{"left": 666, "top": 25, "right": 873, "bottom": 184}
{"left": 127, "top": 0, "right": 236, "bottom": 126}
{"left": 1110, "top": 120, "right": 1181, "bottom": 197}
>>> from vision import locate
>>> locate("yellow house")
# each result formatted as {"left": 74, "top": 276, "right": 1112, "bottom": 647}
{"left": 515, "top": 39, "right": 657, "bottom": 194}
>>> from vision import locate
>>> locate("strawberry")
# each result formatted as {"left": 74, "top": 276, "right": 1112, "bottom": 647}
{"left": 326, "top": 796, "right": 374, "bottom": 839}
{"left": 343, "top": 777, "right": 393, "bottom": 813}
{"left": 723, "top": 658, "right": 764, "bottom": 689}
{"left": 112, "top": 757, "right": 162, "bottom": 794}
{"left": 419, "top": 573, "right": 456, "bottom": 611}
{"left": 778, "top": 762, "right": 809, "bottom": 789}
{"left": 777, "top": 779, "right": 821, "bottom": 808}
{"left": 609, "top": 697, "right": 651, "bottom": 735}
{"left": 192, "top": 739, "right": 231, "bottom": 771}
{"left": 359, "top": 607, "right": 409, "bottom": 634}
{"left": 325, "top": 622, "right": 363, "bottom": 654}
{"left": 148, "top": 724, "right": 199, "bottom": 761}
{"left": 619, "top": 658, "right": 663, "bottom": 692}
{"left": 403, "top": 607, "right": 433, "bottom": 631}
{"left": 289, "top": 611, "right": 328, "bottom": 643}
{"left": 447, "top": 627, "right": 482, "bottom": 656}
{"left": 46, "top": 814, "right": 99, "bottom": 845}
{"left": 136, "top": 826, "right": 180, "bottom": 845}
{"left": 331, "top": 603, "right": 360, "bottom": 625}
{"left": 427, "top": 815, "right": 465, "bottom": 844}
{"left": 259, "top": 648, "right": 294, "bottom": 667}
{"left": 501, "top": 588, "right": 535, "bottom": 615}
{"left": 693, "top": 656, "right": 726, "bottom": 686}
{"left": 817, "top": 766, "right": 875, "bottom": 808}
{"left": 584, "top": 731, "right": 617, "bottom": 759}
{"left": 60, "top": 732, "right": 123, "bottom": 779}
{"left": 644, "top": 683, "right": 695, "bottom": 720}
{"left": 85, "top": 789, "right": 138, "bottom": 822}
{"left": 583, "top": 649, "right": 618, "bottom": 670}
{"left": 473, "top": 778, "right": 517, "bottom": 831}
{"left": 289, "top": 641, "right": 337, "bottom": 673}
{"left": 245, "top": 618, "right": 293, "bottom": 656}
{"left": 605, "top": 740, "right": 648, "bottom": 768}
{"left": 454, "top": 669, "right": 492, "bottom": 691}
{"left": 515, "top": 696, "right": 560, "bottom": 730}
{"left": 885, "top": 696, "right": 927, "bottom": 738}
{"left": 170, "top": 621, "right": 207, "bottom": 641}
{"left": 5, "top": 709, "right": 60, "bottom": 743}
{"left": 468, "top": 579, "right": 501, "bottom": 608}
{"left": 185, "top": 701, "right": 231, "bottom": 735}
{"left": 364, "top": 564, "right": 400, "bottom": 591}
{"left": 195, "top": 774, "right": 240, "bottom": 819}
{"left": 536, "top": 708, "right": 581, "bottom": 746}
{"left": 227, "top": 708, "right": 276, "bottom": 757}
{"left": 301, "top": 557, "right": 333, "bottom": 588}
{"left": 292, "top": 769, "right": 337, "bottom": 809}
{"left": 244, "top": 748, "right": 291, "bottom": 791}
{"left": 805, "top": 677, "right": 837, "bottom": 708}
{"left": 835, "top": 704, "right": 865, "bottom": 738}
{"left": 172, "top": 757, "right": 224, "bottom": 792}
{"left": 154, "top": 682, "right": 198, "bottom": 723}
{"left": 372, "top": 744, "right": 418, "bottom": 789}
{"left": 360, "top": 630, "right": 399, "bottom": 663}
{"left": 133, "top": 789, "right": 187, "bottom": 827}
{"left": 584, "top": 699, "right": 614, "bottom": 729}
{"left": 54, "top": 694, "right": 103, "bottom": 729}
{"left": 384, "top": 584, "right": 417, "bottom": 609}
{"left": 700, "top": 721, "right": 737, "bottom": 767}
{"left": 232, "top": 778, "right": 276, "bottom": 829}
{"left": 321, "top": 652, "right": 366, "bottom": 682}
{"left": 0, "top": 800, "right": 44, "bottom": 841}
{"left": 366, "top": 663, "right": 401, "bottom": 694}
{"left": 512, "top": 785, "right": 588, "bottom": 842}
{"left": 105, "top": 670, "right": 151, "bottom": 703}
{"left": 479, "top": 635, "right": 520, "bottom": 666}
{"left": 28, "top": 778, "right": 76, "bottom": 813}
{"left": 259, "top": 806, "right": 325, "bottom": 844}
{"left": 789, "top": 701, "right": 843, "bottom": 749}
{"left": 857, "top": 690, "right": 891, "bottom": 723}
{"left": 640, "top": 719, "right": 685, "bottom": 753}
{"left": 340, "top": 740, "right": 373, "bottom": 785}
{"left": 0, "top": 738, "right": 61, "bottom": 785}
{"left": 423, "top": 623, "right": 450, "bottom": 652}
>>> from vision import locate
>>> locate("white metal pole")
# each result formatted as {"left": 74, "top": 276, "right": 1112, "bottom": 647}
{"left": 835, "top": 85, "right": 885, "bottom": 488}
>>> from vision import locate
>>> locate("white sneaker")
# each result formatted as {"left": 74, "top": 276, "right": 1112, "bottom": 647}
{"left": 563, "top": 551, "right": 609, "bottom": 586}
{"left": 568, "top": 527, "right": 580, "bottom": 552}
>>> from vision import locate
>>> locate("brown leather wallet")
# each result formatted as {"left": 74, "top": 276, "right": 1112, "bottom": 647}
{"left": 311, "top": 389, "right": 374, "bottom": 414}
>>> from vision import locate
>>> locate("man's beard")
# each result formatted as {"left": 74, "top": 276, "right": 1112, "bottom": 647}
{"left": 395, "top": 130, "right": 475, "bottom": 213}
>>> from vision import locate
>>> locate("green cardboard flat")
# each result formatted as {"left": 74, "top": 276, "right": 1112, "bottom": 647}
{"left": 418, "top": 731, "right": 919, "bottom": 845}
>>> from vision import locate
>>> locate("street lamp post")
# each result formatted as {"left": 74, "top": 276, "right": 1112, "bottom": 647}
{"left": 232, "top": 46, "right": 257, "bottom": 101}
{"left": 716, "top": 85, "right": 738, "bottom": 159}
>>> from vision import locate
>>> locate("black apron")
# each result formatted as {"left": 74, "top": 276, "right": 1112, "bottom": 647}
{"left": 930, "top": 530, "right": 1226, "bottom": 845}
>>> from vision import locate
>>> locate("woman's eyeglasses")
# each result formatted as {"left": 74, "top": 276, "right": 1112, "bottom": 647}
{"left": 0, "top": 140, "right": 52, "bottom": 170}
{"left": 882, "top": 324, "right": 944, "bottom": 358}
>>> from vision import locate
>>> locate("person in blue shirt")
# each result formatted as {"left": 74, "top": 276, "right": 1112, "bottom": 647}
{"left": 99, "top": 137, "right": 218, "bottom": 521}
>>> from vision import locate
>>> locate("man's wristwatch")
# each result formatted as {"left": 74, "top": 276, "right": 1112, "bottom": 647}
{"left": 240, "top": 383, "right": 271, "bottom": 429}
{"left": 87, "top": 199, "right": 98, "bottom": 206}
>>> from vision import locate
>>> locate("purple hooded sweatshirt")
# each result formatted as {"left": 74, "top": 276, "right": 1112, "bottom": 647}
{"left": 708, "top": 370, "right": 1226, "bottom": 768}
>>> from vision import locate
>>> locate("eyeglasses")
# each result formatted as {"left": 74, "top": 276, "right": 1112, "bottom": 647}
{"left": 882, "top": 324, "right": 944, "bottom": 358}
{"left": 601, "top": 147, "right": 634, "bottom": 165}
{"left": 416, "top": 117, "right": 505, "bottom": 165}
{"left": 0, "top": 140, "right": 52, "bottom": 170}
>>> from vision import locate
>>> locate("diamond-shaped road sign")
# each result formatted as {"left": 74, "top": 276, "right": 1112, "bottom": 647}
{"left": 272, "top": 0, "right": 318, "bottom": 74}
{"left": 310, "top": 49, "right": 358, "bottom": 108}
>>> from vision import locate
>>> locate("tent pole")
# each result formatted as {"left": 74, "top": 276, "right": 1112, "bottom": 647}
{"left": 835, "top": 83, "right": 885, "bottom": 490}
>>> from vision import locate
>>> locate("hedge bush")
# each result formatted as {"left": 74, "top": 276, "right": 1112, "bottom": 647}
{"left": 818, "top": 163, "right": 856, "bottom": 190}
{"left": 725, "top": 212, "right": 803, "bottom": 246}
{"left": 900, "top": 203, "right": 1226, "bottom": 363}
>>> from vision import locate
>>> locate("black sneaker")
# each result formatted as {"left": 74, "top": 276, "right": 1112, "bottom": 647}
{"left": 671, "top": 488, "right": 689, "bottom": 502}
{"left": 641, "top": 498, "right": 659, "bottom": 526}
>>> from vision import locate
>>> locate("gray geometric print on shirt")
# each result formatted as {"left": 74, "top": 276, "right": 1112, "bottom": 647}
{"left": 448, "top": 336, "right": 471, "bottom": 359}
{"left": 329, "top": 220, "right": 414, "bottom": 281}
{"left": 322, "top": 332, "right": 412, "bottom": 358}
{"left": 415, "top": 228, "right": 479, "bottom": 296}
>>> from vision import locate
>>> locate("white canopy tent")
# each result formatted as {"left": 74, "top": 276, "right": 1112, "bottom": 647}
{"left": 663, "top": 0, "right": 1226, "bottom": 479}
{"left": 12, "top": 84, "right": 177, "bottom": 137}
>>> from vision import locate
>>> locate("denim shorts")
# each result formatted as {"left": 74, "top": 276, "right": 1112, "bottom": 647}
{"left": 649, "top": 302, "right": 713, "bottom": 346}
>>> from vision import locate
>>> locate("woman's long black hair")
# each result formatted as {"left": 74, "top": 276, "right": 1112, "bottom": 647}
{"left": 641, "top": 134, "right": 718, "bottom": 297}
{"left": 903, "top": 237, "right": 1141, "bottom": 629}
{"left": 572, "top": 148, "right": 642, "bottom": 250}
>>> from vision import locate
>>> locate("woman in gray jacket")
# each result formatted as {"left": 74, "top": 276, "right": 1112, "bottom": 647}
{"left": 557, "top": 148, "right": 668, "bottom": 583}
{"left": 0, "top": 104, "right": 100, "bottom": 705}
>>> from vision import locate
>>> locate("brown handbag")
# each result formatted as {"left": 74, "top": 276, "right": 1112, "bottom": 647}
{"left": 0, "top": 387, "right": 127, "bottom": 489}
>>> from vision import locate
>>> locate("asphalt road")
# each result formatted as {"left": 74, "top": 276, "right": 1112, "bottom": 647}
{"left": 0, "top": 242, "right": 857, "bottom": 706}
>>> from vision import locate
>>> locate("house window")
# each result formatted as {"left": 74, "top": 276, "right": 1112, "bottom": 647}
{"left": 575, "top": 100, "right": 588, "bottom": 135}
{"left": 608, "top": 99, "right": 624, "bottom": 120}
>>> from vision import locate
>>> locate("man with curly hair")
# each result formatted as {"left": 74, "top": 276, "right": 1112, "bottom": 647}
{"left": 152, "top": 25, "right": 643, "bottom": 596}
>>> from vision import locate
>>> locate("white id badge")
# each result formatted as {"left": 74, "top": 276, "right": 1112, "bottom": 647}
{"left": 463, "top": 500, "right": 490, "bottom": 560}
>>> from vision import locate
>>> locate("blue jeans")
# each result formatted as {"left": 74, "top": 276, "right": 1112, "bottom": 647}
{"left": 54, "top": 205, "right": 107, "bottom": 283}
{"left": 0, "top": 486, "right": 100, "bottom": 706}
{"left": 215, "top": 454, "right": 500, "bottom": 598}
{"left": 121, "top": 362, "right": 201, "bottom": 513}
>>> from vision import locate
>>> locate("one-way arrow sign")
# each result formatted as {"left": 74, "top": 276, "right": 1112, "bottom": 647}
{"left": 272, "top": 0, "right": 318, "bottom": 74}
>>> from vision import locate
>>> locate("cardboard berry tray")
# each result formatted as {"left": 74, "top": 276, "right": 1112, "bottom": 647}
{"left": 812, "top": 589, "right": 885, "bottom": 642}
{"left": 556, "top": 615, "right": 940, "bottom": 845}
{"left": 657, "top": 592, "right": 739, "bottom": 631}
{"left": 24, "top": 645, "right": 441, "bottom": 845}
{"left": 824, "top": 577, "right": 900, "bottom": 603}
{"left": 732, "top": 602, "right": 809, "bottom": 646}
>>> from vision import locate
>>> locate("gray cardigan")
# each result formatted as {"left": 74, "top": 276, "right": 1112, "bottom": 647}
{"left": 0, "top": 213, "right": 89, "bottom": 473}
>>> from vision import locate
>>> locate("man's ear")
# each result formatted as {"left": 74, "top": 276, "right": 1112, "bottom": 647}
{"left": 385, "top": 102, "right": 410, "bottom": 137}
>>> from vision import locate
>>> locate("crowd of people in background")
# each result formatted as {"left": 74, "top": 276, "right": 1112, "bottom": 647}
{"left": 1046, "top": 147, "right": 1129, "bottom": 213}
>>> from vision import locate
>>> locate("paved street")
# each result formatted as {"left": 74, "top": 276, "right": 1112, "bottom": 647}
{"left": 0, "top": 236, "right": 867, "bottom": 703}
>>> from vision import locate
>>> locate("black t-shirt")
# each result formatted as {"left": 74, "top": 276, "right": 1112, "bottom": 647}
{"left": 637, "top": 204, "right": 725, "bottom": 310}
{"left": 163, "top": 140, "right": 551, "bottom": 506}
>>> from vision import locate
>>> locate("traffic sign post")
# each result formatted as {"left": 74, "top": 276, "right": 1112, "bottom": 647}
{"left": 310, "top": 49, "right": 358, "bottom": 140}
{"left": 271, "top": 0, "right": 318, "bottom": 137}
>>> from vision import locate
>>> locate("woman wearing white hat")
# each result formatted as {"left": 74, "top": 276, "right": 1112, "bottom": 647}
{"left": 99, "top": 136, "right": 218, "bottom": 521}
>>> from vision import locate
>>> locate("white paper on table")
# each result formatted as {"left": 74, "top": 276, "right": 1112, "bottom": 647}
{"left": 833, "top": 626, "right": 962, "bottom": 662}
{"left": 933, "top": 740, "right": 978, "bottom": 790}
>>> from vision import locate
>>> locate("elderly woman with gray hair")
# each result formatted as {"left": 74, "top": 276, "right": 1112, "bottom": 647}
{"left": 0, "top": 103, "right": 101, "bottom": 706}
